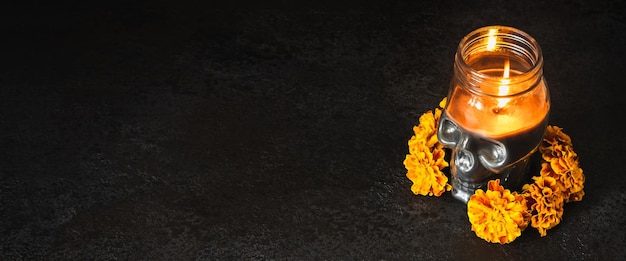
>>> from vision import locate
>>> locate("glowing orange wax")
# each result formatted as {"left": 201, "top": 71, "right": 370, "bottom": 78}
{"left": 446, "top": 100, "right": 548, "bottom": 138}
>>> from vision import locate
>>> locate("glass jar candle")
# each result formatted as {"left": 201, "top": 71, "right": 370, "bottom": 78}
{"left": 437, "top": 25, "right": 550, "bottom": 203}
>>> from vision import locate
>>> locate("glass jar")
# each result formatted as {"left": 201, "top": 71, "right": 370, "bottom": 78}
{"left": 437, "top": 25, "right": 550, "bottom": 203}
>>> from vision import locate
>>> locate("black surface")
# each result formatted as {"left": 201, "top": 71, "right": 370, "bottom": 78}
{"left": 2, "top": 0, "right": 626, "bottom": 259}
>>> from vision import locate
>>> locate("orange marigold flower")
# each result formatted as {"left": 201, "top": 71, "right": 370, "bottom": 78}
{"left": 467, "top": 179, "right": 529, "bottom": 244}
{"left": 404, "top": 99, "right": 451, "bottom": 197}
{"left": 549, "top": 145, "right": 578, "bottom": 174}
{"left": 551, "top": 160, "right": 585, "bottom": 203}
{"left": 405, "top": 165, "right": 450, "bottom": 196}
{"left": 404, "top": 135, "right": 450, "bottom": 196}
{"left": 522, "top": 176, "right": 565, "bottom": 237}
{"left": 540, "top": 162, "right": 584, "bottom": 203}
{"left": 538, "top": 126, "right": 586, "bottom": 203}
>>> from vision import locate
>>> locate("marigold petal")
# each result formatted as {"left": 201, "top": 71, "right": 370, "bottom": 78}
{"left": 439, "top": 97, "right": 447, "bottom": 109}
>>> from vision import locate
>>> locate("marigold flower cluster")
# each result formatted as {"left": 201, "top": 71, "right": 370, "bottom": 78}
{"left": 467, "top": 125, "right": 585, "bottom": 242}
{"left": 521, "top": 125, "right": 586, "bottom": 236}
{"left": 403, "top": 98, "right": 451, "bottom": 196}
{"left": 404, "top": 98, "right": 585, "bottom": 243}
{"left": 537, "top": 125, "right": 586, "bottom": 202}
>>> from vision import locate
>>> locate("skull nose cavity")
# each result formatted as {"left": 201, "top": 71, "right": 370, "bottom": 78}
{"left": 455, "top": 150, "right": 474, "bottom": 172}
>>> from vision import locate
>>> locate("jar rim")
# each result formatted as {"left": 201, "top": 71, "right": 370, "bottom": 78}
{"left": 455, "top": 25, "right": 544, "bottom": 97}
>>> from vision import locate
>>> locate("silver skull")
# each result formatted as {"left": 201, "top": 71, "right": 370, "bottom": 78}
{"left": 437, "top": 111, "right": 546, "bottom": 203}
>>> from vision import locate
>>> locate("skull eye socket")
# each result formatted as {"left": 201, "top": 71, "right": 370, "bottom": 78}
{"left": 438, "top": 119, "right": 461, "bottom": 147}
{"left": 478, "top": 140, "right": 507, "bottom": 169}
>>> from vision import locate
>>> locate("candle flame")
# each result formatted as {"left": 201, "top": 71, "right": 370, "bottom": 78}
{"left": 497, "top": 59, "right": 511, "bottom": 108}
{"left": 487, "top": 29, "right": 497, "bottom": 51}
{"left": 502, "top": 59, "right": 510, "bottom": 79}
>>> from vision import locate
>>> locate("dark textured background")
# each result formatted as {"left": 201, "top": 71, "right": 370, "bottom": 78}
{"left": 2, "top": 0, "right": 625, "bottom": 259}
